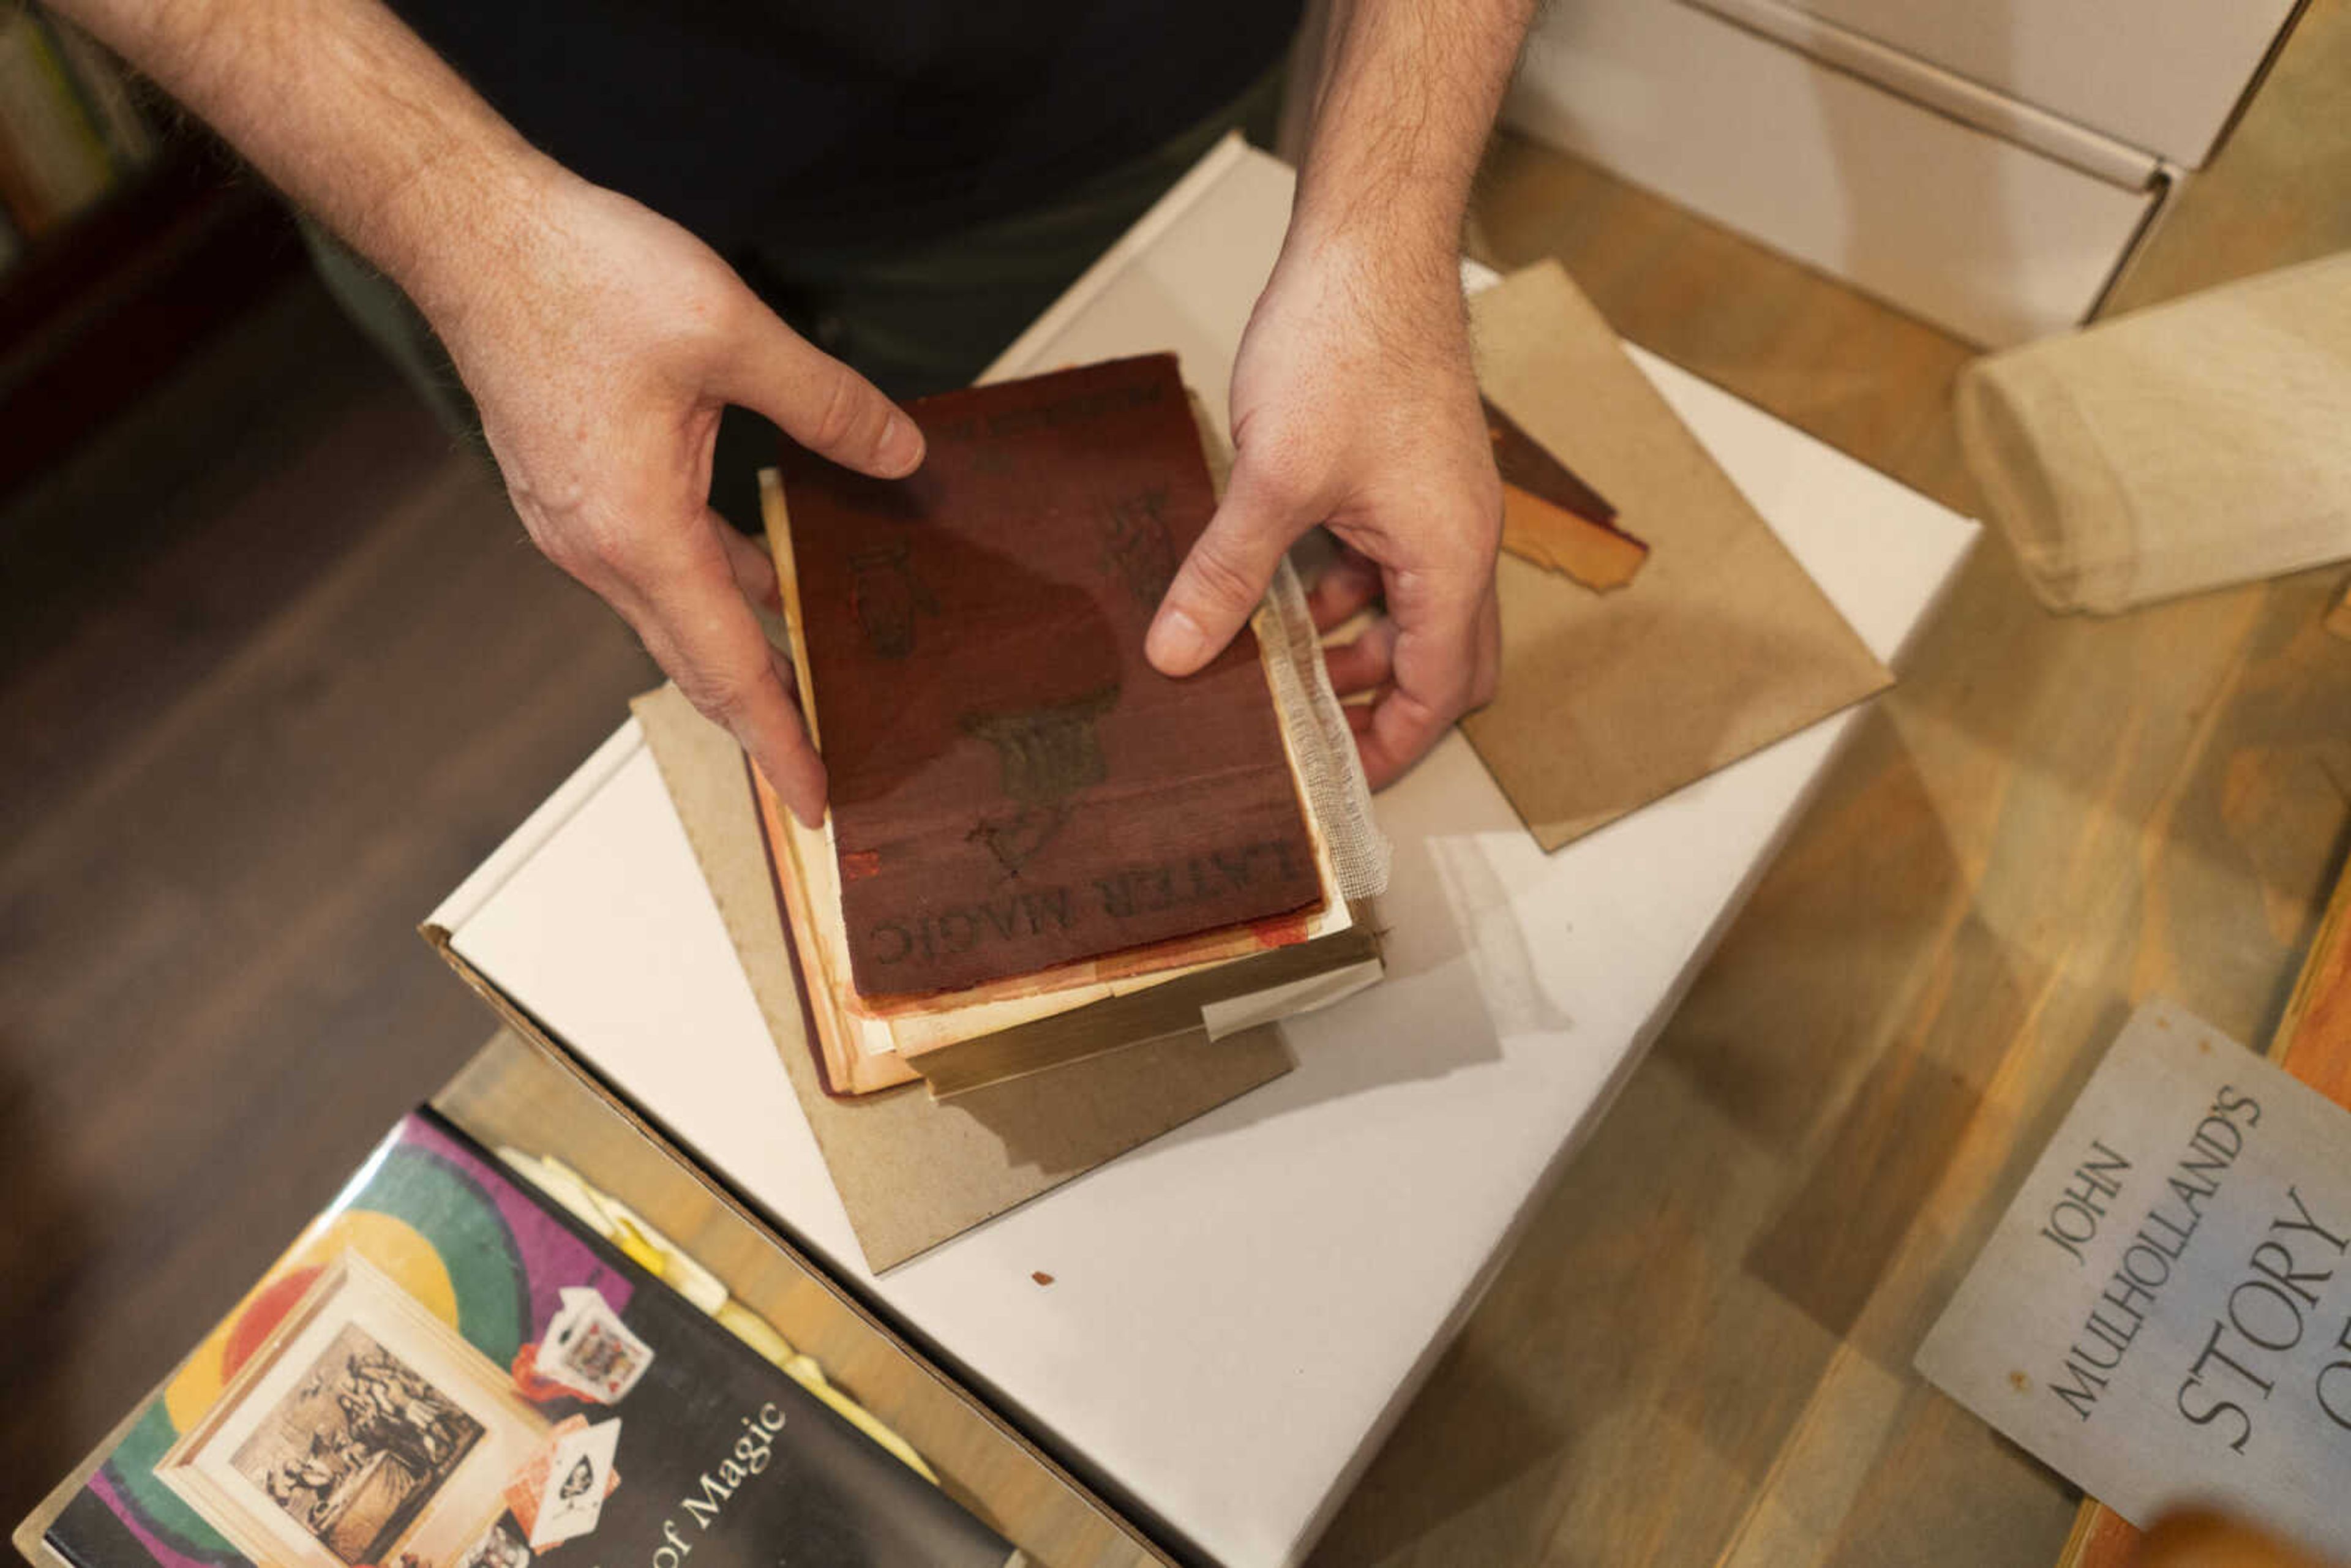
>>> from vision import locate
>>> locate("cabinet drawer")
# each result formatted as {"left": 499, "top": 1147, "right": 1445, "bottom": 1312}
{"left": 1505, "top": 0, "right": 2164, "bottom": 347}
{"left": 1783, "top": 0, "right": 2297, "bottom": 168}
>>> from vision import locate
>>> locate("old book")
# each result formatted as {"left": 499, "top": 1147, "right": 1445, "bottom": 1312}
{"left": 757, "top": 375, "right": 1382, "bottom": 1100}
{"left": 774, "top": 353, "right": 1321, "bottom": 999}
{"left": 36, "top": 1110, "right": 1016, "bottom": 1568}
{"left": 751, "top": 754, "right": 1378, "bottom": 1098}
{"left": 1917, "top": 999, "right": 2351, "bottom": 1555}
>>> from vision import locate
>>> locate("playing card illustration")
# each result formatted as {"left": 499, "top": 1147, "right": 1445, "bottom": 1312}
{"left": 502, "top": 1416, "right": 621, "bottom": 1551}
{"left": 537, "top": 1288, "right": 653, "bottom": 1405}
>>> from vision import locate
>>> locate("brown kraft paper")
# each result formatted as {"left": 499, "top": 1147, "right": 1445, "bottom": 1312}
{"left": 1463, "top": 262, "right": 1892, "bottom": 850}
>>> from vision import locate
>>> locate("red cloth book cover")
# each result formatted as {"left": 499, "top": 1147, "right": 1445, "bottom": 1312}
{"left": 779, "top": 353, "right": 1320, "bottom": 998}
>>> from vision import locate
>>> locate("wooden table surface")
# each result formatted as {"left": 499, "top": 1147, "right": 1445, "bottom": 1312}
{"left": 1311, "top": 4, "right": 2351, "bottom": 1564}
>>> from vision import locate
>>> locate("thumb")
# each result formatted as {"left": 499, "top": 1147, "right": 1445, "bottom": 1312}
{"left": 722, "top": 306, "right": 925, "bottom": 479}
{"left": 1147, "top": 465, "right": 1316, "bottom": 676}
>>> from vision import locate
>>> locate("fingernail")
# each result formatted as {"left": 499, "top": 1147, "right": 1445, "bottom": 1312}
{"left": 789, "top": 770, "right": 827, "bottom": 829}
{"left": 751, "top": 746, "right": 826, "bottom": 828}
{"left": 879, "top": 413, "right": 924, "bottom": 476}
{"left": 1146, "top": 606, "right": 1209, "bottom": 673}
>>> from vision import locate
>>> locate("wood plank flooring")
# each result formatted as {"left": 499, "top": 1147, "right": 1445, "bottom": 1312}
{"left": 0, "top": 280, "right": 658, "bottom": 1535}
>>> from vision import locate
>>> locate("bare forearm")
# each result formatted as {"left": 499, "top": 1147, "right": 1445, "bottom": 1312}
{"left": 1291, "top": 0, "right": 1532, "bottom": 286}
{"left": 49, "top": 1, "right": 930, "bottom": 823}
{"left": 47, "top": 0, "right": 549, "bottom": 324}
{"left": 1154, "top": 0, "right": 1522, "bottom": 775}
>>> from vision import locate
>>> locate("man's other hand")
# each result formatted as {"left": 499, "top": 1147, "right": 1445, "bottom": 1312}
{"left": 1144, "top": 238, "right": 1501, "bottom": 788}
{"left": 437, "top": 168, "right": 924, "bottom": 827}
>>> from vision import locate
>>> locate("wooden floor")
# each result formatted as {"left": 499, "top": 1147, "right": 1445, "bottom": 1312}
{"left": 0, "top": 283, "right": 661, "bottom": 1534}
{"left": 4, "top": 6, "right": 2348, "bottom": 1564}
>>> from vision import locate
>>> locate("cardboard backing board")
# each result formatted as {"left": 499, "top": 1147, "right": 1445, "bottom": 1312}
{"left": 629, "top": 682, "right": 1294, "bottom": 1273}
{"left": 1463, "top": 261, "right": 1895, "bottom": 849}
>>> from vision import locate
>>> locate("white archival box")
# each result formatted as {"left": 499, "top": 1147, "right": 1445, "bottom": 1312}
{"left": 428, "top": 139, "right": 1978, "bottom": 1567}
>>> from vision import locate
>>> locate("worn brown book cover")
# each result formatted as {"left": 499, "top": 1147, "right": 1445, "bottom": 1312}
{"left": 779, "top": 353, "right": 1319, "bottom": 997}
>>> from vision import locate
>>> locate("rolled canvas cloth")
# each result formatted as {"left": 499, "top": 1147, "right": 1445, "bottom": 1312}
{"left": 1956, "top": 252, "right": 2351, "bottom": 613}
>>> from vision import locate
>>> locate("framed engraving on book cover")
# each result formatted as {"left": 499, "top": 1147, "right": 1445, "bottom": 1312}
{"left": 154, "top": 1253, "right": 549, "bottom": 1568}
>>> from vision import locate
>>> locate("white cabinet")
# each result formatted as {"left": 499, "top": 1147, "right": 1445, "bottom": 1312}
{"left": 1784, "top": 0, "right": 2300, "bottom": 166}
{"left": 1502, "top": 0, "right": 2298, "bottom": 347}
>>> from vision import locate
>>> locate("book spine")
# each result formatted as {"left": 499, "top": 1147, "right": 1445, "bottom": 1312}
{"left": 0, "top": 4, "right": 115, "bottom": 237}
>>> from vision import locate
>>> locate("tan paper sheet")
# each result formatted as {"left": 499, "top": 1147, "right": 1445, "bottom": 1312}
{"left": 1462, "top": 262, "right": 1893, "bottom": 850}
{"left": 631, "top": 683, "right": 1294, "bottom": 1272}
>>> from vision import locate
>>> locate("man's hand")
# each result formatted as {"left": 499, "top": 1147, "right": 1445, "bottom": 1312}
{"left": 1143, "top": 0, "right": 1530, "bottom": 788}
{"left": 427, "top": 168, "right": 923, "bottom": 825}
{"left": 47, "top": 0, "right": 921, "bottom": 827}
{"left": 59, "top": 0, "right": 1529, "bottom": 801}
{"left": 1145, "top": 238, "right": 1499, "bottom": 787}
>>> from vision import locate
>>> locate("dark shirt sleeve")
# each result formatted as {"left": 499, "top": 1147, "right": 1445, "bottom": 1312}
{"left": 388, "top": 0, "right": 1303, "bottom": 254}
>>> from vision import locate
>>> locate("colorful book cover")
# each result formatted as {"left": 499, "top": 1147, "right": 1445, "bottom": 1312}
{"left": 43, "top": 1111, "right": 1015, "bottom": 1568}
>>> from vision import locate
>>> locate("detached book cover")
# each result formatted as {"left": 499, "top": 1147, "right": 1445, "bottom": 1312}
{"left": 778, "top": 352, "right": 1321, "bottom": 999}
{"left": 1916, "top": 999, "right": 2351, "bottom": 1555}
{"left": 43, "top": 1111, "right": 1014, "bottom": 1568}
